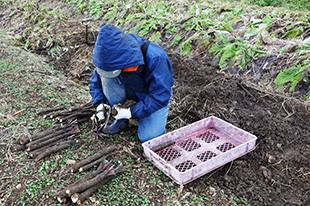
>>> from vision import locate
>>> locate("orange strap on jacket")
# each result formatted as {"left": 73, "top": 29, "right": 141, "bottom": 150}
{"left": 122, "top": 65, "right": 139, "bottom": 72}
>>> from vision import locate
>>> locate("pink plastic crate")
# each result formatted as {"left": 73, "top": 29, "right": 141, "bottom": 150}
{"left": 142, "top": 116, "right": 257, "bottom": 185}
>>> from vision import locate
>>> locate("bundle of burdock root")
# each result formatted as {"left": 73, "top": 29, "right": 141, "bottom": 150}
{"left": 55, "top": 146, "right": 125, "bottom": 204}
{"left": 15, "top": 122, "right": 80, "bottom": 161}
{"left": 40, "top": 102, "right": 95, "bottom": 124}
{"left": 12, "top": 102, "right": 96, "bottom": 160}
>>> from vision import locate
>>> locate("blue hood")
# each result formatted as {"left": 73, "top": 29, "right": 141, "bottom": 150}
{"left": 92, "top": 25, "right": 145, "bottom": 71}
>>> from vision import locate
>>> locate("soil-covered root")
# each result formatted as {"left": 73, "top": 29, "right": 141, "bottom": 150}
{"left": 56, "top": 159, "right": 125, "bottom": 204}
{"left": 35, "top": 138, "right": 78, "bottom": 162}
{"left": 18, "top": 124, "right": 71, "bottom": 145}
{"left": 25, "top": 125, "right": 77, "bottom": 149}
{"left": 71, "top": 176, "right": 115, "bottom": 204}
{"left": 71, "top": 145, "right": 117, "bottom": 173}
{"left": 46, "top": 104, "right": 95, "bottom": 123}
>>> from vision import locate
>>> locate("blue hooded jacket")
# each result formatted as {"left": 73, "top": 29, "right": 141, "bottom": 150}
{"left": 89, "top": 25, "right": 174, "bottom": 119}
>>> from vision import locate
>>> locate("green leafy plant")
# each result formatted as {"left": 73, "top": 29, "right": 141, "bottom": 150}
{"left": 173, "top": 35, "right": 183, "bottom": 46}
{"left": 150, "top": 31, "right": 161, "bottom": 42}
{"left": 182, "top": 39, "right": 192, "bottom": 55}
{"left": 89, "top": 0, "right": 104, "bottom": 19}
{"left": 282, "top": 26, "right": 303, "bottom": 39}
{"left": 274, "top": 63, "right": 307, "bottom": 92}
{"left": 209, "top": 33, "right": 266, "bottom": 69}
{"left": 228, "top": 0, "right": 310, "bottom": 11}
{"left": 9, "top": 9, "right": 16, "bottom": 17}
{"left": 222, "top": 19, "right": 234, "bottom": 33}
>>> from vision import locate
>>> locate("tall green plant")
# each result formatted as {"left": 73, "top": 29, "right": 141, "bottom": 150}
{"left": 209, "top": 33, "right": 266, "bottom": 69}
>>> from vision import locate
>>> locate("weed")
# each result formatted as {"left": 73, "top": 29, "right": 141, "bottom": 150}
{"left": 182, "top": 39, "right": 192, "bottom": 55}
{"left": 8, "top": 9, "right": 16, "bottom": 17}
{"left": 150, "top": 31, "right": 161, "bottom": 42}
{"left": 274, "top": 62, "right": 307, "bottom": 92}
{"left": 173, "top": 35, "right": 183, "bottom": 46}
{"left": 209, "top": 33, "right": 267, "bottom": 70}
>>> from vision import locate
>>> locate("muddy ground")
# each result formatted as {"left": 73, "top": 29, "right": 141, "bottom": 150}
{"left": 1, "top": 2, "right": 310, "bottom": 205}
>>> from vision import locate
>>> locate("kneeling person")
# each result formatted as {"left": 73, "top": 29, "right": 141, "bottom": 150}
{"left": 89, "top": 25, "right": 174, "bottom": 142}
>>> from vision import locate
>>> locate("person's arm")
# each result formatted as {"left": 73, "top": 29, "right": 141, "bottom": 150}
{"left": 130, "top": 55, "right": 173, "bottom": 119}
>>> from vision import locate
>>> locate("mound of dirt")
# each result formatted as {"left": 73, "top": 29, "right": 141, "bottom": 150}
{"left": 169, "top": 54, "right": 310, "bottom": 206}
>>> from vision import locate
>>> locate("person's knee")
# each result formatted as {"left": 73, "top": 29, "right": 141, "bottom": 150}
{"left": 138, "top": 127, "right": 165, "bottom": 142}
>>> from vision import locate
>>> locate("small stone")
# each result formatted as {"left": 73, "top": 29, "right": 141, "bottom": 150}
{"left": 16, "top": 183, "right": 22, "bottom": 190}
{"left": 66, "top": 159, "right": 76, "bottom": 165}
{"left": 260, "top": 166, "right": 272, "bottom": 180}
{"left": 89, "top": 196, "right": 96, "bottom": 202}
{"left": 266, "top": 153, "right": 277, "bottom": 164}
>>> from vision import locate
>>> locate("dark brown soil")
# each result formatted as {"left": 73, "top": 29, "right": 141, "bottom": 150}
{"left": 169, "top": 54, "right": 310, "bottom": 206}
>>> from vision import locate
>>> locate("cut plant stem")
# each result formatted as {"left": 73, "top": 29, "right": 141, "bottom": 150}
{"left": 71, "top": 145, "right": 116, "bottom": 173}
{"left": 79, "top": 157, "right": 103, "bottom": 173}
{"left": 77, "top": 117, "right": 92, "bottom": 123}
{"left": 12, "top": 144, "right": 26, "bottom": 152}
{"left": 27, "top": 139, "right": 64, "bottom": 158}
{"left": 57, "top": 162, "right": 112, "bottom": 199}
{"left": 72, "top": 167, "right": 126, "bottom": 204}
{"left": 50, "top": 105, "right": 94, "bottom": 119}
{"left": 37, "top": 106, "right": 66, "bottom": 115}
{"left": 19, "top": 124, "right": 69, "bottom": 145}
{"left": 151, "top": 140, "right": 176, "bottom": 152}
{"left": 56, "top": 161, "right": 111, "bottom": 199}
{"left": 56, "top": 197, "right": 67, "bottom": 204}
{"left": 59, "top": 111, "right": 94, "bottom": 122}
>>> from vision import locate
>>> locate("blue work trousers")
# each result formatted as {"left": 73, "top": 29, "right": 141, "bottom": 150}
{"left": 100, "top": 76, "right": 170, "bottom": 142}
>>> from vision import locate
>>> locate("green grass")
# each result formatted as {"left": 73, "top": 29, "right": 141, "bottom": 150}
{"left": 229, "top": 0, "right": 310, "bottom": 11}
{"left": 0, "top": 35, "right": 88, "bottom": 127}
{"left": 0, "top": 31, "right": 90, "bottom": 205}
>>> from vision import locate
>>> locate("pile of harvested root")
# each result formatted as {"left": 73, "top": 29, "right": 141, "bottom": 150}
{"left": 40, "top": 102, "right": 95, "bottom": 124}
{"left": 55, "top": 146, "right": 125, "bottom": 204}
{"left": 15, "top": 122, "right": 80, "bottom": 161}
{"left": 11, "top": 102, "right": 96, "bottom": 161}
{"left": 11, "top": 102, "right": 127, "bottom": 204}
